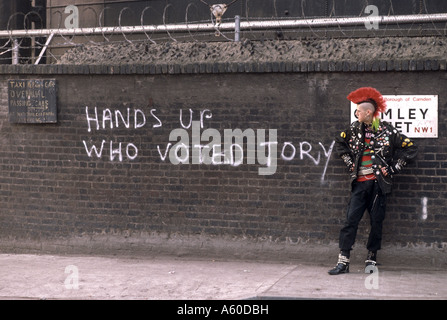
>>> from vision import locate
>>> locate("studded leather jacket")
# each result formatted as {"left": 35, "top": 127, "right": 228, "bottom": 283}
{"left": 335, "top": 121, "right": 418, "bottom": 194}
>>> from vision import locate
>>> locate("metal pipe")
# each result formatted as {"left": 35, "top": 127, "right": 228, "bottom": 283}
{"left": 234, "top": 15, "right": 240, "bottom": 42}
{"left": 35, "top": 33, "right": 54, "bottom": 65}
{"left": 1, "top": 13, "right": 447, "bottom": 38}
{"left": 12, "top": 39, "right": 19, "bottom": 64}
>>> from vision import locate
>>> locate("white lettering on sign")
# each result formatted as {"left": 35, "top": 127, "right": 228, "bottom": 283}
{"left": 351, "top": 95, "right": 438, "bottom": 138}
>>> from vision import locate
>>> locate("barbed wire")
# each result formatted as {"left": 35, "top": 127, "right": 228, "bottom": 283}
{"left": 1, "top": 0, "right": 447, "bottom": 64}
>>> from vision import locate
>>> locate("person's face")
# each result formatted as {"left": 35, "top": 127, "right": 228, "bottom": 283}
{"left": 355, "top": 104, "right": 372, "bottom": 123}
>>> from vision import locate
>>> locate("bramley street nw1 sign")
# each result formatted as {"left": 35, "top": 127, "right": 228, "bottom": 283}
{"left": 351, "top": 95, "right": 438, "bottom": 138}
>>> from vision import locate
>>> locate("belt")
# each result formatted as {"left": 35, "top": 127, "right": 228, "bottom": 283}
{"left": 358, "top": 167, "right": 374, "bottom": 176}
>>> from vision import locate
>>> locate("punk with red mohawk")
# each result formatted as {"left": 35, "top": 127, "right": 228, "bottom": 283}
{"left": 328, "top": 87, "right": 418, "bottom": 276}
{"left": 347, "top": 87, "right": 387, "bottom": 119}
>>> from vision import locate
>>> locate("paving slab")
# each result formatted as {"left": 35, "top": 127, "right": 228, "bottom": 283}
{"left": 0, "top": 253, "right": 446, "bottom": 300}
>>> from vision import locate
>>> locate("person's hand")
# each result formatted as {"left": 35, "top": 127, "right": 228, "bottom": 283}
{"left": 382, "top": 164, "right": 401, "bottom": 176}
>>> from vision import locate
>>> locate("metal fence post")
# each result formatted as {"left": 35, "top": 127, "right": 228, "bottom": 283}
{"left": 234, "top": 15, "right": 240, "bottom": 42}
{"left": 12, "top": 39, "right": 19, "bottom": 64}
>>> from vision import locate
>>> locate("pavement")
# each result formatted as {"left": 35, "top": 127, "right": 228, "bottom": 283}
{"left": 0, "top": 251, "right": 446, "bottom": 300}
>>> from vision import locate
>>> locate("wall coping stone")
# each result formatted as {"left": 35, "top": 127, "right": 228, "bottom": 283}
{"left": 0, "top": 59, "right": 445, "bottom": 75}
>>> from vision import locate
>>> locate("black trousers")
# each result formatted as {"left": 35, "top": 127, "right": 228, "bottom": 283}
{"left": 339, "top": 179, "right": 387, "bottom": 253}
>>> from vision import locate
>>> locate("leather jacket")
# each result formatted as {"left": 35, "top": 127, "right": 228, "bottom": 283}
{"left": 335, "top": 121, "right": 418, "bottom": 194}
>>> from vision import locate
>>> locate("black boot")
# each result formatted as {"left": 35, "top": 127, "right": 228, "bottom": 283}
{"left": 364, "top": 251, "right": 377, "bottom": 273}
{"left": 328, "top": 254, "right": 350, "bottom": 275}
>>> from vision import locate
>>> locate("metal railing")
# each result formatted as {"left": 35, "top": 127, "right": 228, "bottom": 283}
{"left": 2, "top": 9, "right": 447, "bottom": 64}
{"left": 2, "top": 13, "right": 447, "bottom": 38}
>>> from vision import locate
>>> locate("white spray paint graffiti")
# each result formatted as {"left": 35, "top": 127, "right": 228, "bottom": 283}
{"left": 83, "top": 140, "right": 138, "bottom": 161}
{"left": 84, "top": 106, "right": 161, "bottom": 132}
{"left": 421, "top": 197, "right": 428, "bottom": 220}
{"left": 156, "top": 121, "right": 278, "bottom": 175}
{"left": 82, "top": 106, "right": 334, "bottom": 179}
{"left": 281, "top": 141, "right": 335, "bottom": 182}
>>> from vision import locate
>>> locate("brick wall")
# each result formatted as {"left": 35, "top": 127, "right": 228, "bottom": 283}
{"left": 0, "top": 61, "right": 446, "bottom": 256}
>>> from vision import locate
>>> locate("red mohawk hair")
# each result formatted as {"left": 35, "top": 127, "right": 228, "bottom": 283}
{"left": 347, "top": 87, "right": 387, "bottom": 118}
